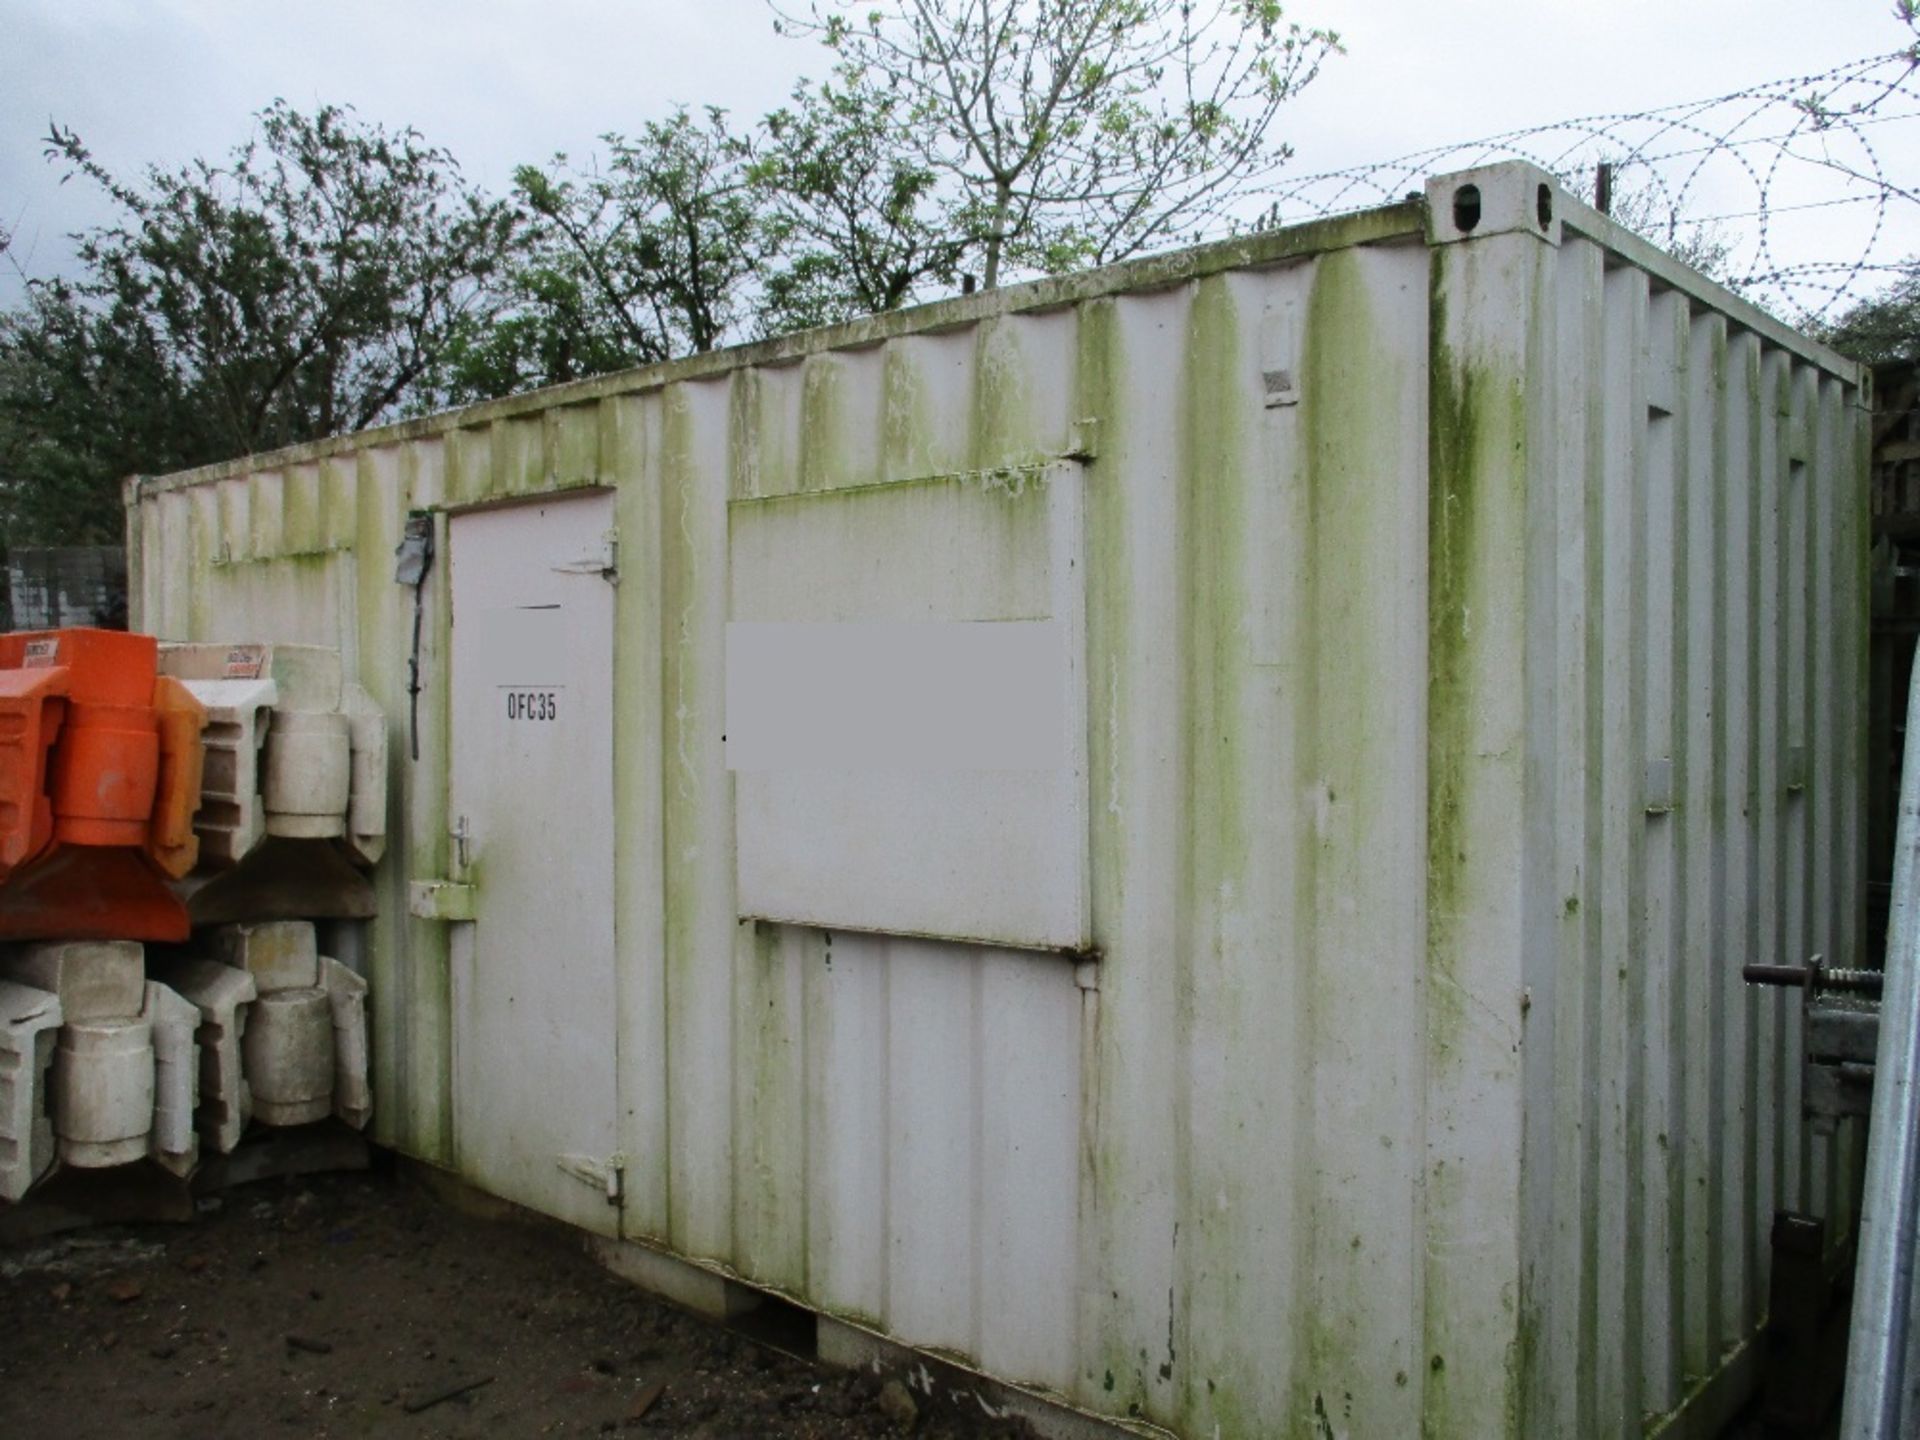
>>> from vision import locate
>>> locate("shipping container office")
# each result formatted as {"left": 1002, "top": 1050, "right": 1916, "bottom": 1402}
{"left": 127, "top": 162, "right": 1870, "bottom": 1440}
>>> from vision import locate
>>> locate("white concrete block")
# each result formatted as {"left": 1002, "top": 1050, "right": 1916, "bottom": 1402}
{"left": 211, "top": 920, "right": 319, "bottom": 992}
{"left": 263, "top": 711, "right": 352, "bottom": 839}
{"left": 146, "top": 980, "right": 199, "bottom": 1178}
{"left": 53, "top": 1016, "right": 153, "bottom": 1168}
{"left": 4, "top": 940, "right": 145, "bottom": 1021}
{"left": 242, "top": 987, "right": 332, "bottom": 1126}
{"left": 322, "top": 957, "right": 371, "bottom": 1131}
{"left": 0, "top": 980, "right": 62, "bottom": 1200}
{"left": 147, "top": 956, "right": 256, "bottom": 1154}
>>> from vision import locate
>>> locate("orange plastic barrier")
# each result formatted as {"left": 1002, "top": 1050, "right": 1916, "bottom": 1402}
{"left": 0, "top": 630, "right": 207, "bottom": 940}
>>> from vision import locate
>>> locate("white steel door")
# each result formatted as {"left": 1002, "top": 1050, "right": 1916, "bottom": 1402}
{"left": 448, "top": 492, "right": 619, "bottom": 1234}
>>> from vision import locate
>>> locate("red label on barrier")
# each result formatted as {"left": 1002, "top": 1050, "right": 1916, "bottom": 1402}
{"left": 223, "top": 645, "right": 266, "bottom": 679}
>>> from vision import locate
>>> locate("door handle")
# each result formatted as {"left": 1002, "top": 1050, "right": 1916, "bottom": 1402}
{"left": 451, "top": 815, "right": 472, "bottom": 876}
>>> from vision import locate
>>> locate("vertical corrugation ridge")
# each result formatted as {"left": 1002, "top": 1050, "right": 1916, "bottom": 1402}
{"left": 1786, "top": 366, "right": 1818, "bottom": 1214}
{"left": 216, "top": 476, "right": 249, "bottom": 560}
{"left": 659, "top": 374, "right": 737, "bottom": 1264}
{"left": 1678, "top": 304, "right": 1722, "bottom": 1383}
{"left": 1174, "top": 269, "right": 1230, "bottom": 1434}
{"left": 1599, "top": 260, "right": 1651, "bottom": 1433}
{"left": 1817, "top": 373, "right": 1862, "bottom": 1241}
{"left": 1296, "top": 242, "right": 1428, "bottom": 1438}
{"left": 282, "top": 462, "right": 319, "bottom": 554}
{"left": 1704, "top": 307, "right": 1735, "bottom": 1369}
{"left": 1542, "top": 234, "right": 1602, "bottom": 1439}
{"left": 611, "top": 389, "right": 671, "bottom": 1243}
{"left": 320, "top": 451, "right": 356, "bottom": 551}
{"left": 1722, "top": 331, "right": 1760, "bottom": 1355}
{"left": 1641, "top": 286, "right": 1687, "bottom": 1417}
{"left": 1427, "top": 218, "right": 1542, "bottom": 1440}
{"left": 1773, "top": 366, "right": 1805, "bottom": 1220}
{"left": 1753, "top": 352, "right": 1788, "bottom": 1244}
{"left": 247, "top": 468, "right": 280, "bottom": 556}
{"left": 967, "top": 954, "right": 986, "bottom": 1366}
{"left": 1081, "top": 284, "right": 1184, "bottom": 1430}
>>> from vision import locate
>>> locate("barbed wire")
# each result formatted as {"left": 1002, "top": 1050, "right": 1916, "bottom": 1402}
{"left": 1254, "top": 50, "right": 1920, "bottom": 324}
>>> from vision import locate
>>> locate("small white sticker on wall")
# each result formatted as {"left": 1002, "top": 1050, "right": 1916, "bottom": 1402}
{"left": 725, "top": 620, "right": 1068, "bottom": 772}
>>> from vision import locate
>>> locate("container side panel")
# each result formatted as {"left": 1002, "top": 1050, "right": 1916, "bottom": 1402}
{"left": 1521, "top": 251, "right": 1867, "bottom": 1438}
{"left": 444, "top": 424, "right": 489, "bottom": 509}
{"left": 732, "top": 920, "right": 808, "bottom": 1290}
{"left": 546, "top": 402, "right": 605, "bottom": 490}
{"left": 610, "top": 392, "right": 671, "bottom": 1241}
{"left": 1597, "top": 258, "right": 1652, "bottom": 1435}
{"left": 882, "top": 329, "right": 977, "bottom": 482}
{"left": 361, "top": 442, "right": 453, "bottom": 1163}
{"left": 1640, "top": 287, "right": 1688, "bottom": 1411}
{"left": 1428, "top": 227, "right": 1546, "bottom": 1440}
{"left": 187, "top": 486, "right": 219, "bottom": 638}
{"left": 282, "top": 461, "right": 321, "bottom": 556}
{"left": 1720, "top": 336, "right": 1758, "bottom": 1351}
{"left": 1678, "top": 309, "right": 1729, "bottom": 1384}
{"left": 1786, "top": 366, "right": 1828, "bottom": 1219}
{"left": 1173, "top": 267, "right": 1299, "bottom": 1438}
{"left": 1751, "top": 351, "right": 1789, "bottom": 1276}
{"left": 148, "top": 490, "right": 194, "bottom": 638}
{"left": 1077, "top": 285, "right": 1186, "bottom": 1426}
{"left": 490, "top": 414, "right": 544, "bottom": 499}
{"left": 1814, "top": 372, "right": 1844, "bottom": 1228}
{"left": 976, "top": 948, "right": 1082, "bottom": 1386}
{"left": 803, "top": 928, "right": 889, "bottom": 1324}
{"left": 1538, "top": 234, "right": 1603, "bottom": 1440}
{"left": 203, "top": 553, "right": 354, "bottom": 649}
{"left": 407, "top": 439, "right": 455, "bottom": 1170}
{"left": 321, "top": 457, "right": 360, "bottom": 677}
{"left": 223, "top": 473, "right": 255, "bottom": 564}
{"left": 249, "top": 466, "right": 285, "bottom": 560}
{"left": 321, "top": 451, "right": 358, "bottom": 551}
{"left": 1818, "top": 373, "right": 1869, "bottom": 1242}
{"left": 774, "top": 931, "right": 1081, "bottom": 1395}
{"left": 660, "top": 375, "right": 738, "bottom": 1264}
{"left": 974, "top": 310, "right": 1076, "bottom": 469}
{"left": 797, "top": 349, "right": 886, "bottom": 494}
{"left": 1294, "top": 244, "right": 1429, "bottom": 1438}
{"left": 884, "top": 935, "right": 980, "bottom": 1354}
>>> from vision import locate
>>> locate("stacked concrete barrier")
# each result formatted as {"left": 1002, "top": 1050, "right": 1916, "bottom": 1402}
{"left": 0, "top": 630, "right": 384, "bottom": 1203}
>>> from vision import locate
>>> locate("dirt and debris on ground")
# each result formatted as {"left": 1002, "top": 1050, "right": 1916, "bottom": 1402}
{"left": 0, "top": 1166, "right": 1038, "bottom": 1440}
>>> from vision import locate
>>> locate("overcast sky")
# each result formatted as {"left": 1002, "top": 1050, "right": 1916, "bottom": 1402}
{"left": 2, "top": 0, "right": 1914, "bottom": 310}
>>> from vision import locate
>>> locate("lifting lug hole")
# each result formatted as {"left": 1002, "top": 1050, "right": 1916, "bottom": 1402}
{"left": 1537, "top": 183, "right": 1553, "bottom": 229}
{"left": 1452, "top": 184, "right": 1481, "bottom": 233}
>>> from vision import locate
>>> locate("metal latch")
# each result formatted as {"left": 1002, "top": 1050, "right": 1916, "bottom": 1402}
{"left": 408, "top": 880, "right": 475, "bottom": 922}
{"left": 557, "top": 1152, "right": 626, "bottom": 1206}
{"left": 1746, "top": 955, "right": 1884, "bottom": 1127}
{"left": 552, "top": 530, "right": 618, "bottom": 584}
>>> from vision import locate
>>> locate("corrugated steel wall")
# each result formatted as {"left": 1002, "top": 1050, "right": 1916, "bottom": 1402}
{"left": 128, "top": 166, "right": 1868, "bottom": 1440}
{"left": 1426, "top": 180, "right": 1868, "bottom": 1438}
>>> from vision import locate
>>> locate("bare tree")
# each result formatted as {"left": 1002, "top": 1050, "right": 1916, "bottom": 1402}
{"left": 770, "top": 0, "right": 1339, "bottom": 289}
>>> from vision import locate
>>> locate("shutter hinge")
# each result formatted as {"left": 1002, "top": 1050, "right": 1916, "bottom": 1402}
{"left": 552, "top": 529, "right": 619, "bottom": 584}
{"left": 557, "top": 1151, "right": 626, "bottom": 1206}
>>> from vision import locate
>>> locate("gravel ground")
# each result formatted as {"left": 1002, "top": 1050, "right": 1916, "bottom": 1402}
{"left": 0, "top": 1164, "right": 1037, "bottom": 1440}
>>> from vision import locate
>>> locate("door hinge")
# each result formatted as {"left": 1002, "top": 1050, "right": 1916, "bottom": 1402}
{"left": 557, "top": 1151, "right": 626, "bottom": 1206}
{"left": 552, "top": 529, "right": 619, "bottom": 584}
